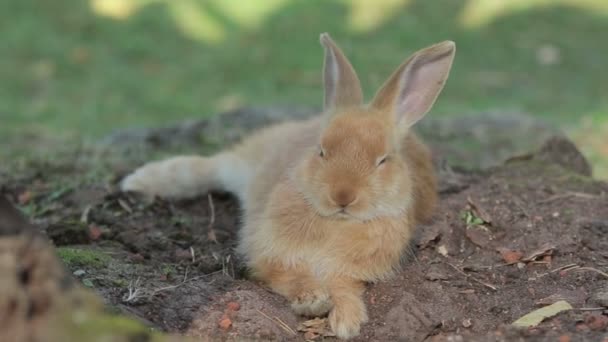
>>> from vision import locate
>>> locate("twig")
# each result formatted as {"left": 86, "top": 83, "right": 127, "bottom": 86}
{"left": 123, "top": 277, "right": 143, "bottom": 303}
{"left": 539, "top": 191, "right": 600, "bottom": 204}
{"left": 256, "top": 309, "right": 296, "bottom": 335}
{"left": 207, "top": 194, "right": 218, "bottom": 244}
{"left": 446, "top": 262, "right": 497, "bottom": 291}
{"left": 534, "top": 263, "right": 578, "bottom": 280}
{"left": 576, "top": 307, "right": 607, "bottom": 311}
{"left": 183, "top": 266, "right": 189, "bottom": 283}
{"left": 190, "top": 246, "right": 196, "bottom": 263}
{"left": 574, "top": 267, "right": 608, "bottom": 279}
{"left": 536, "top": 264, "right": 608, "bottom": 280}
{"left": 80, "top": 205, "right": 92, "bottom": 223}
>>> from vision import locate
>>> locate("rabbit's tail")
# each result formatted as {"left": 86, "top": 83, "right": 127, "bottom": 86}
{"left": 120, "top": 152, "right": 252, "bottom": 202}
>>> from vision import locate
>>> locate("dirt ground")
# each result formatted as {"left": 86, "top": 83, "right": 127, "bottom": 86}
{"left": 2, "top": 128, "right": 608, "bottom": 341}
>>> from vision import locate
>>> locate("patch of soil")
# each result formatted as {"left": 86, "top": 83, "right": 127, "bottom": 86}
{"left": 1, "top": 136, "right": 607, "bottom": 341}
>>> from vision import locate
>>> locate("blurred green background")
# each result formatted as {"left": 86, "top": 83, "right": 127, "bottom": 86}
{"left": 2, "top": 0, "right": 607, "bottom": 177}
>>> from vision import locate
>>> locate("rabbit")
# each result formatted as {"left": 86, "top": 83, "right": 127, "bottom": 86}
{"left": 121, "top": 33, "right": 455, "bottom": 339}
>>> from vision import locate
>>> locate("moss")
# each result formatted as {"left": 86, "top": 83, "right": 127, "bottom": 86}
{"left": 57, "top": 247, "right": 111, "bottom": 268}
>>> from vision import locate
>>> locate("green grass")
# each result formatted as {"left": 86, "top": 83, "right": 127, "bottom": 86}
{"left": 57, "top": 247, "right": 111, "bottom": 268}
{"left": 2, "top": 0, "right": 607, "bottom": 176}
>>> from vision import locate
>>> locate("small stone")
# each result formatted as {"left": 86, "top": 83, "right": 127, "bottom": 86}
{"left": 462, "top": 318, "right": 472, "bottom": 328}
{"left": 590, "top": 283, "right": 608, "bottom": 307}
{"left": 219, "top": 317, "right": 232, "bottom": 330}
{"left": 73, "top": 269, "right": 86, "bottom": 277}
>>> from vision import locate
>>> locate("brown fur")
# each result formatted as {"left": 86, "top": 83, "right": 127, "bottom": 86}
{"left": 121, "top": 34, "right": 455, "bottom": 339}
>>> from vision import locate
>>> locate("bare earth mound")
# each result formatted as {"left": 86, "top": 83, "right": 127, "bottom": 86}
{"left": 1, "top": 111, "right": 607, "bottom": 341}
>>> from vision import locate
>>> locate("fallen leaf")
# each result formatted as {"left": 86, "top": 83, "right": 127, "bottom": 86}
{"left": 174, "top": 248, "right": 192, "bottom": 261}
{"left": 227, "top": 301, "right": 240, "bottom": 311}
{"left": 297, "top": 318, "right": 335, "bottom": 339}
{"left": 416, "top": 224, "right": 441, "bottom": 249}
{"left": 498, "top": 248, "right": 523, "bottom": 264}
{"left": 219, "top": 317, "right": 232, "bottom": 330}
{"left": 89, "top": 225, "right": 102, "bottom": 241}
{"left": 466, "top": 226, "right": 493, "bottom": 248}
{"left": 522, "top": 244, "right": 556, "bottom": 263}
{"left": 467, "top": 197, "right": 492, "bottom": 224}
{"left": 512, "top": 300, "right": 573, "bottom": 328}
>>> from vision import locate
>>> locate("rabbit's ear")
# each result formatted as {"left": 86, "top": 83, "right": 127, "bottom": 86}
{"left": 320, "top": 33, "right": 363, "bottom": 112}
{"left": 371, "top": 41, "right": 455, "bottom": 129}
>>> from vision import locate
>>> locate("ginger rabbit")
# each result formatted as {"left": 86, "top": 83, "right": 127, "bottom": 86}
{"left": 121, "top": 33, "right": 455, "bottom": 339}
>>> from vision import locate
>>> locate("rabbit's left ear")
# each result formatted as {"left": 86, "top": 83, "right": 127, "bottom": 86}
{"left": 320, "top": 33, "right": 363, "bottom": 112}
{"left": 371, "top": 41, "right": 455, "bottom": 129}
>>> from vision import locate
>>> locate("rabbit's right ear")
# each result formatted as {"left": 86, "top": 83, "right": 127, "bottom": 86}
{"left": 320, "top": 33, "right": 363, "bottom": 113}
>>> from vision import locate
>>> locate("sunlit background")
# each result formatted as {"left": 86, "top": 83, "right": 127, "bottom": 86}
{"left": 2, "top": 0, "right": 607, "bottom": 177}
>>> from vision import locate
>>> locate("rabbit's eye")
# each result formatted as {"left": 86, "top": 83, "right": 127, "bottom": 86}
{"left": 377, "top": 155, "right": 388, "bottom": 166}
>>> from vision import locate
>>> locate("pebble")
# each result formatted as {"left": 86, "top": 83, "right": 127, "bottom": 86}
{"left": 73, "top": 269, "right": 86, "bottom": 277}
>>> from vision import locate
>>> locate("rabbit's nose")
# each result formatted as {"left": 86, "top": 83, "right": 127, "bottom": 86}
{"left": 332, "top": 189, "right": 357, "bottom": 208}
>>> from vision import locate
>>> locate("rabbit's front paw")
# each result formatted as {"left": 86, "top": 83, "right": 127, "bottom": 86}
{"left": 291, "top": 289, "right": 333, "bottom": 317}
{"left": 328, "top": 301, "right": 368, "bottom": 339}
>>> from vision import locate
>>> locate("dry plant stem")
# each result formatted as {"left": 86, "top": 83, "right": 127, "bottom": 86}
{"left": 574, "top": 267, "right": 608, "bottom": 279}
{"left": 534, "top": 263, "right": 579, "bottom": 279}
{"left": 446, "top": 262, "right": 497, "bottom": 291}
{"left": 539, "top": 191, "right": 601, "bottom": 204}
{"left": 207, "top": 193, "right": 218, "bottom": 243}
{"left": 256, "top": 309, "right": 297, "bottom": 335}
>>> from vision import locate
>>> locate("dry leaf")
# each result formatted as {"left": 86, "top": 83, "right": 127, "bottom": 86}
{"left": 88, "top": 225, "right": 102, "bottom": 241}
{"left": 466, "top": 226, "right": 493, "bottom": 248}
{"left": 218, "top": 317, "right": 232, "bottom": 330}
{"left": 416, "top": 224, "right": 441, "bottom": 249}
{"left": 512, "top": 300, "right": 572, "bottom": 328}
{"left": 522, "top": 244, "right": 555, "bottom": 262}
{"left": 467, "top": 197, "right": 492, "bottom": 224}
{"left": 297, "top": 318, "right": 335, "bottom": 339}
{"left": 498, "top": 248, "right": 524, "bottom": 264}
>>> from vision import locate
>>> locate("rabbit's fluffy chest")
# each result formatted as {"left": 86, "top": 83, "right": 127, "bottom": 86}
{"left": 252, "top": 179, "right": 412, "bottom": 280}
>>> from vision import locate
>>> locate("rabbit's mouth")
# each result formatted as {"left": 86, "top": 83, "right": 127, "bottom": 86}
{"left": 331, "top": 208, "right": 361, "bottom": 221}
